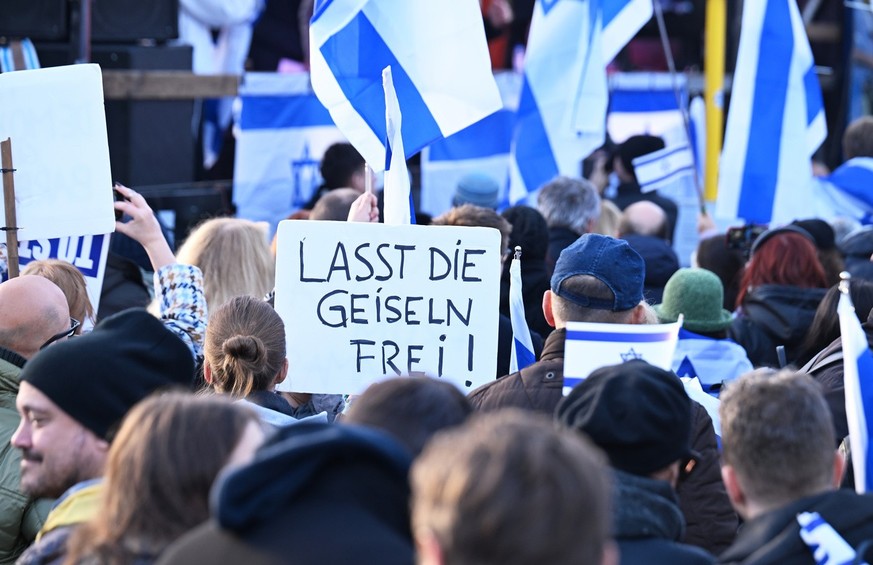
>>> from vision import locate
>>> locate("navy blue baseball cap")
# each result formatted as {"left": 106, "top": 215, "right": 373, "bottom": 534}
{"left": 550, "top": 234, "right": 645, "bottom": 311}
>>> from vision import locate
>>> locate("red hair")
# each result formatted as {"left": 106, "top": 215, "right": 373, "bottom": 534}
{"left": 736, "top": 232, "right": 827, "bottom": 308}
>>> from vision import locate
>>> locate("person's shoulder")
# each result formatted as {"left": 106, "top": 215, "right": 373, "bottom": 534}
{"left": 467, "top": 371, "right": 525, "bottom": 411}
{"left": 620, "top": 538, "right": 715, "bottom": 565}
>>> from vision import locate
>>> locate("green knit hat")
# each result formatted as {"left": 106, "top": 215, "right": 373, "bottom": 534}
{"left": 653, "top": 268, "right": 733, "bottom": 333}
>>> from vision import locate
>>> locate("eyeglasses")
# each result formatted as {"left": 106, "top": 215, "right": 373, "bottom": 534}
{"left": 40, "top": 318, "right": 81, "bottom": 350}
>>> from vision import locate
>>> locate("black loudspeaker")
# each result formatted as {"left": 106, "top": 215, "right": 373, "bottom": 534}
{"left": 139, "top": 181, "right": 233, "bottom": 244}
{"left": 37, "top": 43, "right": 195, "bottom": 187}
{"left": 92, "top": 0, "right": 179, "bottom": 43}
{"left": 0, "top": 0, "right": 67, "bottom": 41}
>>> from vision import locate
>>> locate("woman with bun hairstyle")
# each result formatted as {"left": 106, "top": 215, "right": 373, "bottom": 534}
{"left": 728, "top": 226, "right": 829, "bottom": 368}
{"left": 203, "top": 295, "right": 297, "bottom": 423}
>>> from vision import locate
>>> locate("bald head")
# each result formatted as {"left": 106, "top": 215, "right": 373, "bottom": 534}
{"left": 619, "top": 201, "right": 670, "bottom": 240}
{"left": 0, "top": 275, "right": 70, "bottom": 359}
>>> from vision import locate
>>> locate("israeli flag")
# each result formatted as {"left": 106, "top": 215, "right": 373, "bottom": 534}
{"left": 633, "top": 144, "right": 695, "bottom": 194}
{"left": 716, "top": 0, "right": 826, "bottom": 225}
{"left": 563, "top": 318, "right": 682, "bottom": 395}
{"left": 309, "top": 0, "right": 502, "bottom": 172}
{"left": 797, "top": 512, "right": 867, "bottom": 565}
{"left": 839, "top": 284, "right": 873, "bottom": 494}
{"left": 509, "top": 248, "right": 536, "bottom": 373}
{"left": 419, "top": 72, "right": 521, "bottom": 217}
{"left": 509, "top": 0, "right": 652, "bottom": 203}
{"left": 382, "top": 66, "right": 413, "bottom": 226}
{"left": 233, "top": 73, "right": 346, "bottom": 235}
{"left": 815, "top": 158, "right": 873, "bottom": 224}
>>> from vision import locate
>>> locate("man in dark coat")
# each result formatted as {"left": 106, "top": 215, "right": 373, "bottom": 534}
{"left": 468, "top": 233, "right": 738, "bottom": 554}
{"left": 718, "top": 370, "right": 873, "bottom": 564}
{"left": 557, "top": 361, "right": 715, "bottom": 565}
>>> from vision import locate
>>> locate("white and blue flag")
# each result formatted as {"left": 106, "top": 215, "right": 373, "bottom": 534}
{"left": 232, "top": 73, "right": 346, "bottom": 235}
{"left": 839, "top": 283, "right": 873, "bottom": 494}
{"left": 563, "top": 318, "right": 682, "bottom": 395}
{"left": 815, "top": 158, "right": 873, "bottom": 224}
{"left": 509, "top": 248, "right": 536, "bottom": 373}
{"left": 716, "top": 0, "right": 826, "bottom": 225}
{"left": 797, "top": 512, "right": 867, "bottom": 565}
{"left": 309, "top": 0, "right": 502, "bottom": 172}
{"left": 382, "top": 66, "right": 413, "bottom": 226}
{"left": 509, "top": 0, "right": 652, "bottom": 203}
{"left": 633, "top": 143, "right": 695, "bottom": 193}
{"left": 419, "top": 72, "right": 520, "bottom": 217}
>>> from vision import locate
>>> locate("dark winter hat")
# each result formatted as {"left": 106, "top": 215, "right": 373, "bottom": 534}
{"left": 616, "top": 135, "right": 665, "bottom": 180}
{"left": 654, "top": 268, "right": 733, "bottom": 333}
{"left": 452, "top": 173, "right": 500, "bottom": 209}
{"left": 551, "top": 234, "right": 645, "bottom": 311}
{"left": 750, "top": 224, "right": 814, "bottom": 257}
{"left": 791, "top": 219, "right": 836, "bottom": 251}
{"left": 556, "top": 360, "right": 694, "bottom": 476}
{"left": 502, "top": 205, "right": 549, "bottom": 260}
{"left": 20, "top": 309, "right": 194, "bottom": 440}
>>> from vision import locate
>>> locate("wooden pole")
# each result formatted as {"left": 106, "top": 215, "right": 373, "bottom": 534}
{"left": 1, "top": 138, "right": 20, "bottom": 279}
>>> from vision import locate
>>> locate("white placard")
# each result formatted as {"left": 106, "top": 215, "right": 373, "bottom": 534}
{"left": 563, "top": 319, "right": 682, "bottom": 395}
{"left": 274, "top": 221, "right": 501, "bottom": 394}
{"left": 0, "top": 64, "right": 115, "bottom": 240}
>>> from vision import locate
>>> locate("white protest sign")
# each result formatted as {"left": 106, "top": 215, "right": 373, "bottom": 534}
{"left": 0, "top": 64, "right": 115, "bottom": 240}
{"left": 274, "top": 221, "right": 501, "bottom": 394}
{"left": 4, "top": 234, "right": 111, "bottom": 331}
{"left": 563, "top": 319, "right": 682, "bottom": 395}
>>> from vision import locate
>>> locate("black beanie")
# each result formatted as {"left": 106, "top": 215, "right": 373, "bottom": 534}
{"left": 20, "top": 309, "right": 194, "bottom": 440}
{"left": 555, "top": 360, "right": 694, "bottom": 476}
{"left": 792, "top": 218, "right": 836, "bottom": 251}
{"left": 502, "top": 205, "right": 549, "bottom": 260}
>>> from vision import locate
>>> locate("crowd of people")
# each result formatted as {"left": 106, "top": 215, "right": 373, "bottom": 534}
{"left": 2, "top": 123, "right": 873, "bottom": 565}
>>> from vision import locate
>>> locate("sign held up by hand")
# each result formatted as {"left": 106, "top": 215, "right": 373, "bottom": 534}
{"left": 274, "top": 221, "right": 501, "bottom": 394}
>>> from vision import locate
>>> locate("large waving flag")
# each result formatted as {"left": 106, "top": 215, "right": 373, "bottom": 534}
{"left": 509, "top": 0, "right": 652, "bottom": 203}
{"left": 839, "top": 277, "right": 873, "bottom": 494}
{"left": 716, "top": 0, "right": 826, "bottom": 225}
{"left": 309, "top": 0, "right": 502, "bottom": 171}
{"left": 509, "top": 247, "right": 536, "bottom": 373}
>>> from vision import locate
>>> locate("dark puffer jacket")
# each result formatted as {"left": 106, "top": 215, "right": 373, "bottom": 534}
{"left": 729, "top": 285, "right": 828, "bottom": 368}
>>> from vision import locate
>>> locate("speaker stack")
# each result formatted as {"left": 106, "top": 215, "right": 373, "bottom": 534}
{"left": 1, "top": 0, "right": 195, "bottom": 188}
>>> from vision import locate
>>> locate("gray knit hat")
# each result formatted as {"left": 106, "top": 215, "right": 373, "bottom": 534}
{"left": 654, "top": 268, "right": 732, "bottom": 333}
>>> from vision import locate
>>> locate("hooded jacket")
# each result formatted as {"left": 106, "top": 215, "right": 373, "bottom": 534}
{"left": 157, "top": 423, "right": 414, "bottom": 565}
{"left": 729, "top": 285, "right": 828, "bottom": 368}
{"left": 614, "top": 470, "right": 715, "bottom": 565}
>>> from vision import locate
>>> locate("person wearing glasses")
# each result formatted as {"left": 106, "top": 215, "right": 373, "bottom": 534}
{"left": 0, "top": 274, "right": 72, "bottom": 562}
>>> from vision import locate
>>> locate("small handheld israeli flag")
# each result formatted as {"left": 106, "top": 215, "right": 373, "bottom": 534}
{"left": 632, "top": 144, "right": 695, "bottom": 194}
{"left": 797, "top": 512, "right": 867, "bottom": 565}
{"left": 509, "top": 247, "right": 536, "bottom": 373}
{"left": 563, "top": 317, "right": 682, "bottom": 395}
{"left": 839, "top": 273, "right": 873, "bottom": 494}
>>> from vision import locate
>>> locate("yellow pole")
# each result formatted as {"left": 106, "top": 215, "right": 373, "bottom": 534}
{"left": 704, "top": 0, "right": 726, "bottom": 202}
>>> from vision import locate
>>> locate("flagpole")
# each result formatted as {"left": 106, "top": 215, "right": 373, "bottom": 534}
{"left": 652, "top": 0, "right": 706, "bottom": 213}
